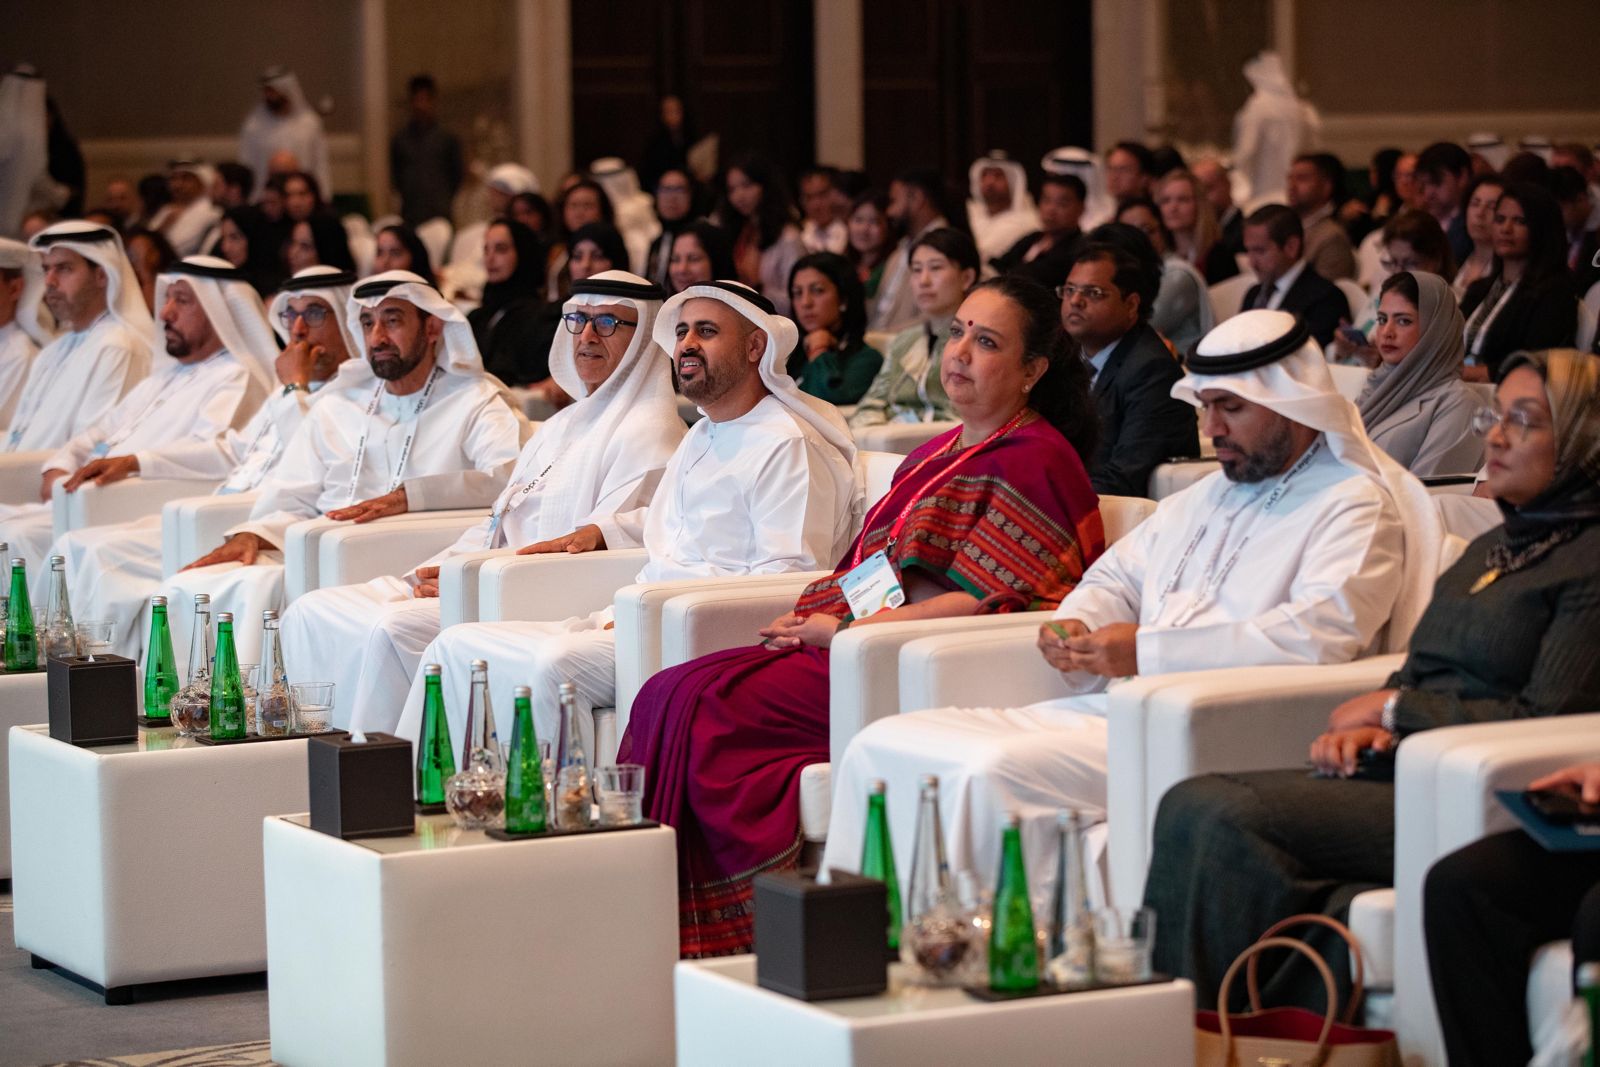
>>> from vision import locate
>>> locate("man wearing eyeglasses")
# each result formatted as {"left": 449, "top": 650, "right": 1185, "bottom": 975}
{"left": 1060, "top": 242, "right": 1198, "bottom": 497}
{"left": 42, "top": 266, "right": 357, "bottom": 655}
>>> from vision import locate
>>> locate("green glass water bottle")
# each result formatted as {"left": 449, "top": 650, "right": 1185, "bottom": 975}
{"left": 416, "top": 663, "right": 455, "bottom": 805}
{"left": 504, "top": 684, "right": 547, "bottom": 832}
{"left": 989, "top": 813, "right": 1040, "bottom": 991}
{"left": 142, "top": 595, "right": 179, "bottom": 722}
{"left": 3, "top": 558, "right": 36, "bottom": 672}
{"left": 209, "top": 612, "right": 247, "bottom": 740}
{"left": 1579, "top": 961, "right": 1599, "bottom": 1067}
{"left": 860, "top": 779, "right": 903, "bottom": 953}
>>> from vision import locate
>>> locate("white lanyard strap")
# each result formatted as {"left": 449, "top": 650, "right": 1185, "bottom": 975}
{"left": 97, "top": 364, "right": 198, "bottom": 455}
{"left": 345, "top": 367, "right": 441, "bottom": 505}
{"left": 484, "top": 456, "right": 560, "bottom": 549}
{"left": 1154, "top": 439, "right": 1323, "bottom": 623}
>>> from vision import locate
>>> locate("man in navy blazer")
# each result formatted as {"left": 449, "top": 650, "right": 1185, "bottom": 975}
{"left": 1239, "top": 205, "right": 1349, "bottom": 348}
{"left": 1061, "top": 242, "right": 1199, "bottom": 497}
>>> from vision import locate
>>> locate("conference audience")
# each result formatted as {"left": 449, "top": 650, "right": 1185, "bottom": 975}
{"left": 1286, "top": 153, "right": 1358, "bottom": 281}
{"left": 1240, "top": 204, "right": 1349, "bottom": 346}
{"left": 1327, "top": 209, "right": 1454, "bottom": 366}
{"left": 467, "top": 217, "right": 545, "bottom": 386}
{"left": 667, "top": 220, "right": 735, "bottom": 295}
{"left": 1451, "top": 172, "right": 1505, "bottom": 300}
{"left": 1156, "top": 167, "right": 1236, "bottom": 285}
{"left": 784, "top": 252, "right": 883, "bottom": 406}
{"left": 1114, "top": 196, "right": 1212, "bottom": 355}
{"left": 214, "top": 206, "right": 286, "bottom": 297}
{"left": 1460, "top": 182, "right": 1578, "bottom": 381}
{"left": 843, "top": 190, "right": 895, "bottom": 302}
{"left": 716, "top": 154, "right": 805, "bottom": 316}
{"left": 372, "top": 223, "right": 437, "bottom": 287}
{"left": 991, "top": 172, "right": 1087, "bottom": 291}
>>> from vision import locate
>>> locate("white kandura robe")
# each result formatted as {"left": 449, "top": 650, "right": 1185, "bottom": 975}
{"left": 162, "top": 367, "right": 522, "bottom": 665}
{"left": 281, "top": 409, "right": 684, "bottom": 731}
{"left": 240, "top": 107, "right": 330, "bottom": 203}
{"left": 0, "top": 321, "right": 39, "bottom": 429}
{"left": 0, "top": 349, "right": 257, "bottom": 591}
{"left": 382, "top": 393, "right": 855, "bottom": 760}
{"left": 3, "top": 313, "right": 150, "bottom": 459}
{"left": 48, "top": 387, "right": 317, "bottom": 658}
{"left": 148, "top": 198, "right": 222, "bottom": 258}
{"left": 822, "top": 441, "right": 1407, "bottom": 902}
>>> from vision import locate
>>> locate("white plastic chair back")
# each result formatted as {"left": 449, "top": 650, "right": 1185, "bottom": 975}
{"left": 1207, "top": 273, "right": 1256, "bottom": 323}
{"left": 1099, "top": 495, "right": 1157, "bottom": 544}
{"left": 416, "top": 217, "right": 453, "bottom": 270}
{"left": 1335, "top": 278, "right": 1368, "bottom": 320}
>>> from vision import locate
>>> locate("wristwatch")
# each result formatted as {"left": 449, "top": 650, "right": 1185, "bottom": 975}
{"left": 1380, "top": 688, "right": 1405, "bottom": 734}
{"left": 281, "top": 382, "right": 310, "bottom": 396}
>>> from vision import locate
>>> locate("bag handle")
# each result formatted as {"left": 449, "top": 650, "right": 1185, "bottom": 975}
{"left": 1217, "top": 937, "right": 1337, "bottom": 1067}
{"left": 1245, "top": 913, "right": 1366, "bottom": 1025}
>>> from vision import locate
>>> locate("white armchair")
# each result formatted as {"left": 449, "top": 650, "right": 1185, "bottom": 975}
{"left": 52, "top": 477, "right": 219, "bottom": 542}
{"left": 162, "top": 491, "right": 260, "bottom": 577}
{"left": 282, "top": 509, "right": 485, "bottom": 601}
{"left": 851, "top": 420, "right": 961, "bottom": 455}
{"left": 0, "top": 450, "right": 51, "bottom": 505}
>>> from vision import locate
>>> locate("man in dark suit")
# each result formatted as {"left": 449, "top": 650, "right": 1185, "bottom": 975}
{"left": 993, "top": 172, "right": 1086, "bottom": 291}
{"left": 1416, "top": 142, "right": 1474, "bottom": 268}
{"left": 1240, "top": 205, "right": 1348, "bottom": 347}
{"left": 1061, "top": 242, "right": 1199, "bottom": 497}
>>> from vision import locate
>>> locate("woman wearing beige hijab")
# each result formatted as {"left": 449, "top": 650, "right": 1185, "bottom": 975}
{"left": 1357, "top": 269, "right": 1486, "bottom": 476}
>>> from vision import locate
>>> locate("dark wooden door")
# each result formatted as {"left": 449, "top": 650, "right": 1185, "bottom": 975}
{"left": 570, "top": 0, "right": 816, "bottom": 182}
{"left": 862, "top": 0, "right": 1093, "bottom": 197}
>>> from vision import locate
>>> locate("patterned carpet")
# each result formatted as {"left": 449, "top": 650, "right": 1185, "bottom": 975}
{"left": 31, "top": 1042, "right": 276, "bottom": 1067}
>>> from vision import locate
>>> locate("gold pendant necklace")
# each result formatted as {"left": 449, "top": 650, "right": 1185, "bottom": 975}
{"left": 1468, "top": 568, "right": 1501, "bottom": 595}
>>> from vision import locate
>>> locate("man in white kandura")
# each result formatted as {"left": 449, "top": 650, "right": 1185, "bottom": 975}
{"left": 386, "top": 280, "right": 858, "bottom": 760}
{"left": 823, "top": 309, "right": 1446, "bottom": 894}
{"left": 0, "top": 256, "right": 269, "bottom": 582}
{"left": 0, "top": 237, "right": 51, "bottom": 427}
{"left": 239, "top": 67, "right": 330, "bottom": 199}
{"left": 3, "top": 222, "right": 153, "bottom": 461}
{"left": 47, "top": 266, "right": 358, "bottom": 655}
{"left": 160, "top": 270, "right": 524, "bottom": 662}
{"left": 965, "top": 152, "right": 1039, "bottom": 268}
{"left": 281, "top": 270, "right": 686, "bottom": 729}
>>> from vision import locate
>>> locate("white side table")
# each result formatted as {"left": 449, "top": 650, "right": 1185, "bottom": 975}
{"left": 9, "top": 724, "right": 311, "bottom": 1002}
{"left": 264, "top": 814, "right": 678, "bottom": 1067}
{"left": 676, "top": 956, "right": 1196, "bottom": 1067}
{"left": 0, "top": 671, "right": 48, "bottom": 880}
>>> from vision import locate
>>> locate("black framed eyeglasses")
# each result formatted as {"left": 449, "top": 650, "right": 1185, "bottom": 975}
{"left": 279, "top": 305, "right": 331, "bottom": 327}
{"left": 561, "top": 311, "right": 637, "bottom": 337}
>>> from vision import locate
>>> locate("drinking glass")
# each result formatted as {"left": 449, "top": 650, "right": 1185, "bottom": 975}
{"left": 291, "top": 682, "right": 335, "bottom": 733}
{"left": 74, "top": 620, "right": 113, "bottom": 660}
{"left": 596, "top": 763, "right": 645, "bottom": 826}
{"left": 1090, "top": 906, "right": 1156, "bottom": 983}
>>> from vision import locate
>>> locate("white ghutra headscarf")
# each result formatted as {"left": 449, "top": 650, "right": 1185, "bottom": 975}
{"left": 267, "top": 265, "right": 361, "bottom": 355}
{"left": 28, "top": 220, "right": 156, "bottom": 347}
{"left": 340, "top": 269, "right": 485, "bottom": 387}
{"left": 0, "top": 237, "right": 52, "bottom": 346}
{"left": 152, "top": 256, "right": 278, "bottom": 394}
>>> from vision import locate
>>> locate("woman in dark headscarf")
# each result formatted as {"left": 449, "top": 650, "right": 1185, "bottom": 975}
{"left": 214, "top": 205, "right": 286, "bottom": 297}
{"left": 284, "top": 213, "right": 355, "bottom": 273}
{"left": 373, "top": 223, "right": 437, "bottom": 288}
{"left": 467, "top": 217, "right": 546, "bottom": 385}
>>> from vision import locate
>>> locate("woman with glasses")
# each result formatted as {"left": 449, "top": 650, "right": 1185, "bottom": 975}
{"left": 847, "top": 227, "right": 978, "bottom": 429}
{"left": 1354, "top": 271, "right": 1484, "bottom": 476}
{"left": 1144, "top": 348, "right": 1600, "bottom": 1014}
{"left": 467, "top": 217, "right": 545, "bottom": 386}
{"left": 1328, "top": 210, "right": 1456, "bottom": 367}
{"left": 784, "top": 252, "right": 883, "bottom": 406}
{"left": 1460, "top": 182, "right": 1578, "bottom": 382}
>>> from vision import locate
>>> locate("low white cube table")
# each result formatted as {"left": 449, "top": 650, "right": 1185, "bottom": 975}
{"left": 676, "top": 957, "right": 1197, "bottom": 1066}
{"left": 265, "top": 813, "right": 678, "bottom": 1067}
{"left": 0, "top": 671, "right": 48, "bottom": 880}
{"left": 9, "top": 724, "right": 311, "bottom": 1003}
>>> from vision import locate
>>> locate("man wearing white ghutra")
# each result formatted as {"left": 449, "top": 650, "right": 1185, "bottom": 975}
{"left": 159, "top": 270, "right": 523, "bottom": 663}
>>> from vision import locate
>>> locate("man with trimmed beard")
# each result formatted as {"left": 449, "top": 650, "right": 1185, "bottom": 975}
{"left": 382, "top": 280, "right": 857, "bottom": 759}
{"left": 155, "top": 270, "right": 524, "bottom": 663}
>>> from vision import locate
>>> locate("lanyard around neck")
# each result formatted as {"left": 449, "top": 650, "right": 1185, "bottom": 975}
{"left": 345, "top": 366, "right": 442, "bottom": 505}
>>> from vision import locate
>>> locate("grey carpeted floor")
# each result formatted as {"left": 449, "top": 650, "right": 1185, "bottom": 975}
{"left": 0, "top": 891, "right": 275, "bottom": 1067}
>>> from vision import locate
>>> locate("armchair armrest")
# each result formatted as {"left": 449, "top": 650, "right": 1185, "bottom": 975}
{"left": 1103, "top": 654, "right": 1404, "bottom": 909}
{"left": 478, "top": 549, "right": 649, "bottom": 624}
{"left": 851, "top": 420, "right": 960, "bottom": 455}
{"left": 438, "top": 548, "right": 515, "bottom": 629}
{"left": 0, "top": 451, "right": 51, "bottom": 505}
{"left": 161, "top": 491, "right": 258, "bottom": 577}
{"left": 1391, "top": 714, "right": 1600, "bottom": 1065}
{"left": 893, "top": 617, "right": 1063, "bottom": 733}
{"left": 318, "top": 512, "right": 485, "bottom": 590}
{"left": 614, "top": 572, "right": 826, "bottom": 731}
{"left": 283, "top": 509, "right": 484, "bottom": 601}
{"left": 53, "top": 477, "right": 219, "bottom": 541}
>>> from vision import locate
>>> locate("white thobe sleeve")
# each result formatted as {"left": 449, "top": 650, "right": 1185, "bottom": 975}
{"left": 43, "top": 375, "right": 147, "bottom": 474}
{"left": 1134, "top": 489, "right": 1404, "bottom": 676}
{"left": 586, "top": 444, "right": 673, "bottom": 550}
{"left": 1045, "top": 518, "right": 1154, "bottom": 694}
{"left": 226, "top": 415, "right": 335, "bottom": 550}
{"left": 134, "top": 389, "right": 311, "bottom": 482}
{"left": 739, "top": 437, "right": 848, "bottom": 575}
{"left": 36, "top": 341, "right": 143, "bottom": 468}
{"left": 401, "top": 393, "right": 521, "bottom": 512}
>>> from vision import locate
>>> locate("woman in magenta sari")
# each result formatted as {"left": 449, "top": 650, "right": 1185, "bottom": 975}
{"left": 620, "top": 275, "right": 1107, "bottom": 957}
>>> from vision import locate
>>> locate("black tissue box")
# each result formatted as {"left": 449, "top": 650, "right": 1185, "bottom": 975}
{"left": 47, "top": 654, "right": 138, "bottom": 747}
{"left": 308, "top": 732, "right": 415, "bottom": 839}
{"left": 753, "top": 868, "right": 889, "bottom": 1001}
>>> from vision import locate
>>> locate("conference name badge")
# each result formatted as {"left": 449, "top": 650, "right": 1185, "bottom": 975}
{"left": 90, "top": 442, "right": 110, "bottom": 458}
{"left": 839, "top": 550, "right": 905, "bottom": 620}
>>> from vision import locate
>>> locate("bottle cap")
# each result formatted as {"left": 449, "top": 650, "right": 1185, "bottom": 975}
{"left": 1057, "top": 808, "right": 1081, "bottom": 828}
{"left": 261, "top": 608, "right": 278, "bottom": 621}
{"left": 194, "top": 593, "right": 210, "bottom": 603}
{"left": 513, "top": 685, "right": 531, "bottom": 698}
{"left": 869, "top": 778, "right": 887, "bottom": 795}
{"left": 470, "top": 658, "right": 488, "bottom": 670}
{"left": 919, "top": 773, "right": 939, "bottom": 789}
{"left": 217, "top": 611, "right": 233, "bottom": 622}
{"left": 1579, "top": 961, "right": 1600, "bottom": 988}
{"left": 49, "top": 554, "right": 64, "bottom": 567}
{"left": 10, "top": 557, "right": 23, "bottom": 568}
{"left": 559, "top": 681, "right": 576, "bottom": 694}
{"left": 423, "top": 663, "right": 442, "bottom": 676}
{"left": 151, "top": 594, "right": 167, "bottom": 606}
